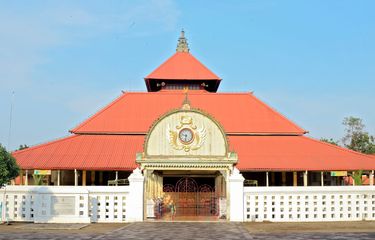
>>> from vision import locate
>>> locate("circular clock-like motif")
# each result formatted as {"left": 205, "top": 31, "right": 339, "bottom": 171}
{"left": 179, "top": 128, "right": 194, "bottom": 144}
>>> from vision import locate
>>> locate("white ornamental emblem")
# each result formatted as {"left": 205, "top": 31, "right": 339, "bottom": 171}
{"left": 167, "top": 115, "right": 206, "bottom": 152}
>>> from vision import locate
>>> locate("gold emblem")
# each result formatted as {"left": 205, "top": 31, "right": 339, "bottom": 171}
{"left": 167, "top": 115, "right": 206, "bottom": 152}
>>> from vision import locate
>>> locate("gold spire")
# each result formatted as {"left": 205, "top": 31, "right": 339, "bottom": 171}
{"left": 181, "top": 90, "right": 191, "bottom": 110}
{"left": 176, "top": 29, "right": 189, "bottom": 53}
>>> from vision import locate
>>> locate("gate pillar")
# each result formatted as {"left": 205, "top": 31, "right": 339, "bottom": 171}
{"left": 127, "top": 168, "right": 144, "bottom": 222}
{"left": 228, "top": 167, "right": 245, "bottom": 222}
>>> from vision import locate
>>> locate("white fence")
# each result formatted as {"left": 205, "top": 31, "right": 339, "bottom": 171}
{"left": 244, "top": 186, "right": 375, "bottom": 222}
{"left": 0, "top": 186, "right": 130, "bottom": 223}
{"left": 0, "top": 168, "right": 145, "bottom": 223}
{"left": 2, "top": 179, "right": 375, "bottom": 223}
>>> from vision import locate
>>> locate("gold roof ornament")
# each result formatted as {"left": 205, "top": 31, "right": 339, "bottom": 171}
{"left": 182, "top": 91, "right": 191, "bottom": 110}
{"left": 176, "top": 29, "right": 190, "bottom": 53}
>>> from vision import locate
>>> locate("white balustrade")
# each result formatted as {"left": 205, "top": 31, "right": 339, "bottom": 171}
{"left": 244, "top": 186, "right": 375, "bottom": 222}
{"left": 0, "top": 186, "right": 130, "bottom": 223}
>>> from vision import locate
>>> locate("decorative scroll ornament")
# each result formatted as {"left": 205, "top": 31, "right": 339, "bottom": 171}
{"left": 167, "top": 115, "right": 206, "bottom": 152}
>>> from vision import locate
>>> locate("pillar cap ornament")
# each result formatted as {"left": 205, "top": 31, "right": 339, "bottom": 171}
{"left": 176, "top": 29, "right": 190, "bottom": 53}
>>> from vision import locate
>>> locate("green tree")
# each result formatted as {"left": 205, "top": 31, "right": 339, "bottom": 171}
{"left": 342, "top": 117, "right": 375, "bottom": 154}
{"left": 0, "top": 144, "right": 20, "bottom": 186}
{"left": 32, "top": 174, "right": 44, "bottom": 185}
{"left": 320, "top": 138, "right": 339, "bottom": 146}
{"left": 342, "top": 117, "right": 375, "bottom": 185}
{"left": 18, "top": 144, "right": 29, "bottom": 150}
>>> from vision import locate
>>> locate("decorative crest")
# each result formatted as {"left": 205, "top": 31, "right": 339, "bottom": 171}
{"left": 182, "top": 90, "right": 191, "bottom": 110}
{"left": 167, "top": 115, "right": 206, "bottom": 152}
{"left": 176, "top": 29, "right": 190, "bottom": 53}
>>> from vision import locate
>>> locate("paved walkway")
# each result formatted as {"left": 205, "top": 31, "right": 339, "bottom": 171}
{"left": 1, "top": 222, "right": 375, "bottom": 239}
{"left": 97, "top": 222, "right": 252, "bottom": 240}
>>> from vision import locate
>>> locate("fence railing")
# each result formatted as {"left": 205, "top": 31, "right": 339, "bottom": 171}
{"left": 0, "top": 186, "right": 130, "bottom": 223}
{"left": 244, "top": 186, "right": 375, "bottom": 222}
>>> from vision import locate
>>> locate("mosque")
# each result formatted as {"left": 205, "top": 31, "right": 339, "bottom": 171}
{"left": 12, "top": 31, "right": 375, "bottom": 220}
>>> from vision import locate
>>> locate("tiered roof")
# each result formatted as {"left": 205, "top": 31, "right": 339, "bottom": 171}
{"left": 13, "top": 31, "right": 375, "bottom": 172}
{"left": 70, "top": 91, "right": 305, "bottom": 135}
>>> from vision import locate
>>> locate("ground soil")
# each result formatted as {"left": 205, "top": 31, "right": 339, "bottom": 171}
{"left": 1, "top": 221, "right": 375, "bottom": 234}
{"left": 0, "top": 222, "right": 126, "bottom": 234}
{"left": 244, "top": 221, "right": 375, "bottom": 233}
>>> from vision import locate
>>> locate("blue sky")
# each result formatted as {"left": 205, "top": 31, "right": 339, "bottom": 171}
{"left": 0, "top": 0, "right": 374, "bottom": 151}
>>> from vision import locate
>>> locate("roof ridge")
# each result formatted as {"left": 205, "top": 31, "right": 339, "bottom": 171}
{"left": 12, "top": 135, "right": 78, "bottom": 155}
{"left": 70, "top": 92, "right": 127, "bottom": 133}
{"left": 145, "top": 52, "right": 178, "bottom": 79}
{"left": 145, "top": 52, "right": 221, "bottom": 80}
{"left": 302, "top": 135, "right": 375, "bottom": 159}
{"left": 187, "top": 53, "right": 221, "bottom": 80}
{"left": 124, "top": 91, "right": 254, "bottom": 95}
{"left": 248, "top": 93, "right": 307, "bottom": 134}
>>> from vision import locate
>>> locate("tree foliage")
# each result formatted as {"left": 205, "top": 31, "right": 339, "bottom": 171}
{"left": 342, "top": 117, "right": 375, "bottom": 154}
{"left": 18, "top": 144, "right": 29, "bottom": 150}
{"left": 341, "top": 117, "right": 375, "bottom": 185}
{"left": 0, "top": 144, "right": 20, "bottom": 186}
{"left": 320, "top": 138, "right": 339, "bottom": 146}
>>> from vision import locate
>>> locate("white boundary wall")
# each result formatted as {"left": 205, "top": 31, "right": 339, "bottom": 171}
{"left": 244, "top": 186, "right": 375, "bottom": 222}
{"left": 0, "top": 186, "right": 131, "bottom": 223}
{"left": 0, "top": 168, "right": 144, "bottom": 223}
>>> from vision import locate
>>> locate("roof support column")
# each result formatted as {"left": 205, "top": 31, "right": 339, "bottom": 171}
{"left": 99, "top": 171, "right": 103, "bottom": 185}
{"left": 281, "top": 172, "right": 286, "bottom": 186}
{"left": 370, "top": 170, "right": 374, "bottom": 186}
{"left": 352, "top": 171, "right": 355, "bottom": 186}
{"left": 303, "top": 171, "right": 308, "bottom": 187}
{"left": 321, "top": 171, "right": 324, "bottom": 186}
{"left": 19, "top": 170, "right": 23, "bottom": 185}
{"left": 266, "top": 172, "right": 269, "bottom": 187}
{"left": 25, "top": 170, "right": 28, "bottom": 186}
{"left": 82, "top": 170, "right": 87, "bottom": 186}
{"left": 293, "top": 172, "right": 298, "bottom": 186}
{"left": 74, "top": 169, "right": 78, "bottom": 186}
{"left": 91, "top": 171, "right": 95, "bottom": 185}
{"left": 57, "top": 170, "right": 60, "bottom": 186}
{"left": 115, "top": 171, "right": 118, "bottom": 186}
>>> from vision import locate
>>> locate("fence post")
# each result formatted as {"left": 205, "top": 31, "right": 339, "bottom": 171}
{"left": 228, "top": 167, "right": 245, "bottom": 222}
{"left": 127, "top": 168, "right": 144, "bottom": 222}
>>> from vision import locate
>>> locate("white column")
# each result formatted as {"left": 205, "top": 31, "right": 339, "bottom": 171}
{"left": 352, "top": 171, "right": 355, "bottom": 186}
{"left": 303, "top": 171, "right": 308, "bottom": 186}
{"left": 25, "top": 170, "right": 28, "bottom": 186}
{"left": 370, "top": 170, "right": 374, "bottom": 186}
{"left": 74, "top": 169, "right": 78, "bottom": 186}
{"left": 266, "top": 172, "right": 269, "bottom": 187}
{"left": 57, "top": 170, "right": 60, "bottom": 186}
{"left": 127, "top": 168, "right": 144, "bottom": 222}
{"left": 115, "top": 171, "right": 119, "bottom": 186}
{"left": 228, "top": 167, "right": 245, "bottom": 222}
{"left": 321, "top": 171, "right": 324, "bottom": 186}
{"left": 293, "top": 172, "right": 298, "bottom": 186}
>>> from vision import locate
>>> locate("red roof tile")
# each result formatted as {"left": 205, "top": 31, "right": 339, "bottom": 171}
{"left": 71, "top": 91, "right": 306, "bottom": 135}
{"left": 145, "top": 52, "right": 221, "bottom": 80}
{"left": 13, "top": 135, "right": 143, "bottom": 170}
{"left": 232, "top": 135, "right": 375, "bottom": 171}
{"left": 13, "top": 134, "right": 375, "bottom": 171}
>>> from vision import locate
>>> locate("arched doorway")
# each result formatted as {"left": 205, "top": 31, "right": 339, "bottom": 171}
{"left": 161, "top": 177, "right": 219, "bottom": 220}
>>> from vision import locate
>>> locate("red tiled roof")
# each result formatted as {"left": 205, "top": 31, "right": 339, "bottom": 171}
{"left": 71, "top": 91, "right": 306, "bottom": 135}
{"left": 145, "top": 52, "right": 221, "bottom": 80}
{"left": 13, "top": 135, "right": 143, "bottom": 170}
{"left": 232, "top": 136, "right": 375, "bottom": 171}
{"left": 13, "top": 134, "right": 375, "bottom": 171}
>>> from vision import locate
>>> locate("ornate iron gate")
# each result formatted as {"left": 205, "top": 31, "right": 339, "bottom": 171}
{"left": 161, "top": 177, "right": 218, "bottom": 218}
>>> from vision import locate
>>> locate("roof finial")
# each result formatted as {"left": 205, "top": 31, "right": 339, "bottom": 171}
{"left": 182, "top": 88, "right": 191, "bottom": 110}
{"left": 176, "top": 29, "right": 189, "bottom": 53}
